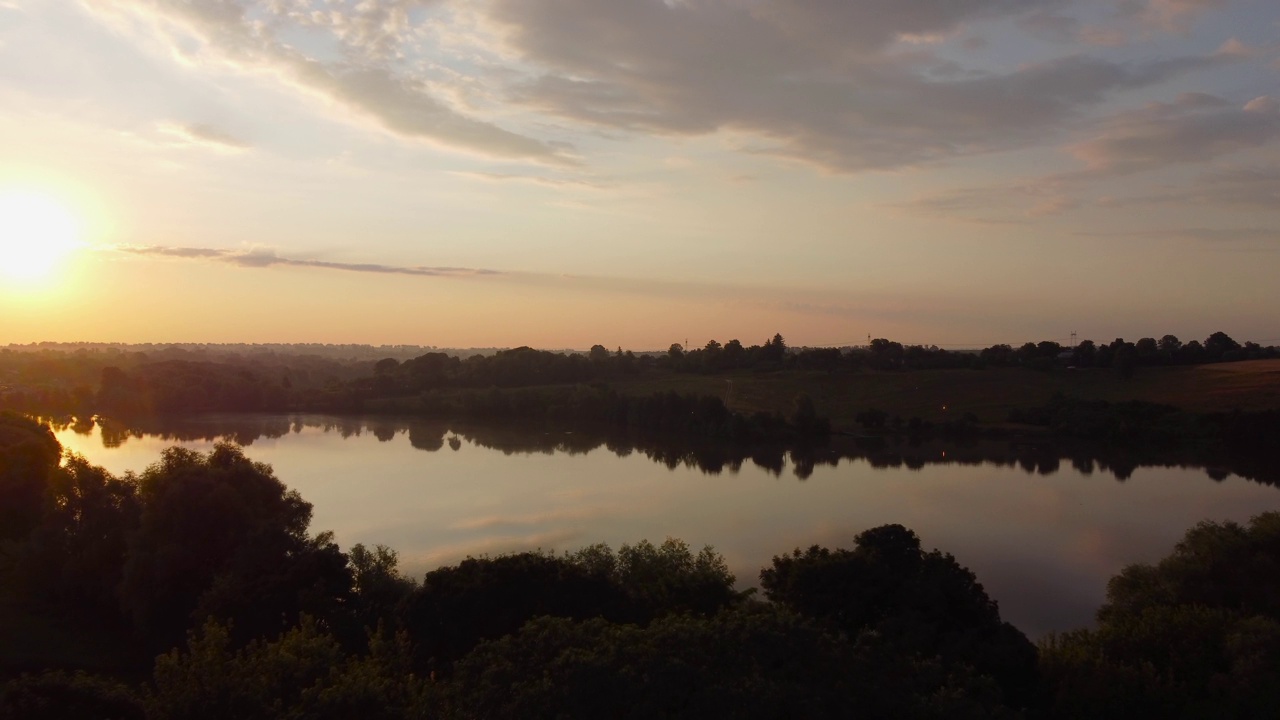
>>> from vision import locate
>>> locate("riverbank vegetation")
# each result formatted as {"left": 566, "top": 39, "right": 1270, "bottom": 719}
{"left": 3, "top": 332, "right": 1278, "bottom": 437}
{"left": 4, "top": 413, "right": 1280, "bottom": 718}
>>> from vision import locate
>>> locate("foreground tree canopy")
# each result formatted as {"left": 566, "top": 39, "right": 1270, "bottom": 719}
{"left": 3, "top": 413, "right": 1280, "bottom": 718}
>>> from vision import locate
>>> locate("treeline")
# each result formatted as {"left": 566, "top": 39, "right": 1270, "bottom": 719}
{"left": 4, "top": 330, "right": 1275, "bottom": 420}
{"left": 11, "top": 357, "right": 832, "bottom": 443}
{"left": 0, "top": 347, "right": 376, "bottom": 416}
{"left": 413, "top": 385, "right": 830, "bottom": 442}
{"left": 2, "top": 342, "right": 439, "bottom": 362}
{"left": 976, "top": 331, "right": 1276, "bottom": 373}
{"left": 1009, "top": 395, "right": 1280, "bottom": 450}
{"left": 663, "top": 331, "right": 1277, "bottom": 374}
{"left": 5, "top": 416, "right": 1280, "bottom": 717}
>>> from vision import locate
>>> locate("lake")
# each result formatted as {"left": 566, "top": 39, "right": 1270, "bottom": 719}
{"left": 50, "top": 413, "right": 1280, "bottom": 639}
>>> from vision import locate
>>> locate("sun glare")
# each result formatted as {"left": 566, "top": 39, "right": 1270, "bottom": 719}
{"left": 0, "top": 190, "right": 83, "bottom": 283}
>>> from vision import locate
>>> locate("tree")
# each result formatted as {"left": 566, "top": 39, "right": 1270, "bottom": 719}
{"left": 1134, "top": 338, "right": 1158, "bottom": 364}
{"left": 722, "top": 339, "right": 745, "bottom": 368}
{"left": 448, "top": 608, "right": 1017, "bottom": 720}
{"left": 1179, "top": 340, "right": 1206, "bottom": 363}
{"left": 1113, "top": 347, "right": 1136, "bottom": 380}
{"left": 791, "top": 393, "right": 830, "bottom": 437}
{"left": 0, "top": 671, "right": 145, "bottom": 720}
{"left": 1037, "top": 341, "right": 1063, "bottom": 357}
{"left": 399, "top": 551, "right": 628, "bottom": 671}
{"left": 868, "top": 339, "right": 905, "bottom": 370}
{"left": 13, "top": 454, "right": 139, "bottom": 616}
{"left": 348, "top": 544, "right": 417, "bottom": 634}
{"left": 760, "top": 334, "right": 787, "bottom": 364}
{"left": 0, "top": 413, "right": 61, "bottom": 542}
{"left": 1073, "top": 340, "right": 1097, "bottom": 367}
{"left": 119, "top": 444, "right": 352, "bottom": 647}
{"left": 580, "top": 538, "right": 739, "bottom": 621}
{"left": 147, "top": 618, "right": 430, "bottom": 720}
{"left": 701, "top": 340, "right": 723, "bottom": 371}
{"left": 760, "top": 525, "right": 1037, "bottom": 704}
{"left": 1040, "top": 513, "right": 1280, "bottom": 719}
{"left": 1204, "top": 331, "right": 1241, "bottom": 361}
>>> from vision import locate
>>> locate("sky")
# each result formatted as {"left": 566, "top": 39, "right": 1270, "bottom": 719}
{"left": 0, "top": 0, "right": 1277, "bottom": 349}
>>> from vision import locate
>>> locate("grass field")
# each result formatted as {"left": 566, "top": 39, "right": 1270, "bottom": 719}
{"left": 608, "top": 360, "right": 1280, "bottom": 431}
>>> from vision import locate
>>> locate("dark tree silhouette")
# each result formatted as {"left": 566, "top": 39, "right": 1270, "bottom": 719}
{"left": 760, "top": 524, "right": 1038, "bottom": 704}
{"left": 1040, "top": 513, "right": 1280, "bottom": 719}
{"left": 0, "top": 412, "right": 61, "bottom": 542}
{"left": 118, "top": 444, "right": 351, "bottom": 647}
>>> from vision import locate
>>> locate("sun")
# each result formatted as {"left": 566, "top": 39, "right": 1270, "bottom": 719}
{"left": 0, "top": 191, "right": 83, "bottom": 283}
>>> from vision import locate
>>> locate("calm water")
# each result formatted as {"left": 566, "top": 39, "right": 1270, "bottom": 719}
{"left": 51, "top": 414, "right": 1280, "bottom": 638}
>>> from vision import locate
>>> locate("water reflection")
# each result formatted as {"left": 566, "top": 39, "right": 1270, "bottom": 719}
{"left": 40, "top": 412, "right": 1280, "bottom": 487}
{"left": 44, "top": 413, "right": 1280, "bottom": 638}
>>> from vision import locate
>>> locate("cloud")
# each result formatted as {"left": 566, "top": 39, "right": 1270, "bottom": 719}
{"left": 1078, "top": 25, "right": 1129, "bottom": 47}
{"left": 901, "top": 155, "right": 1280, "bottom": 221}
{"left": 117, "top": 245, "right": 503, "bottom": 277}
{"left": 1130, "top": 0, "right": 1230, "bottom": 33}
{"left": 897, "top": 92, "right": 1280, "bottom": 221}
{"left": 449, "top": 170, "right": 611, "bottom": 190}
{"left": 80, "top": 0, "right": 1251, "bottom": 174}
{"left": 110, "top": 243, "right": 1032, "bottom": 333}
{"left": 156, "top": 121, "right": 250, "bottom": 151}
{"left": 1079, "top": 227, "right": 1279, "bottom": 245}
{"left": 1071, "top": 94, "right": 1280, "bottom": 173}
{"left": 486, "top": 0, "right": 1235, "bottom": 171}
{"left": 93, "top": 0, "right": 570, "bottom": 163}
{"left": 1094, "top": 163, "right": 1280, "bottom": 211}
{"left": 281, "top": 0, "right": 442, "bottom": 65}
{"left": 1017, "top": 11, "right": 1083, "bottom": 43}
{"left": 891, "top": 179, "right": 1076, "bottom": 224}
{"left": 1173, "top": 227, "right": 1278, "bottom": 243}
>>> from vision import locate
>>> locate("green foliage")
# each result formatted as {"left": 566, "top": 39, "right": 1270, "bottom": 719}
{"left": 400, "top": 550, "right": 629, "bottom": 671}
{"left": 1102, "top": 513, "right": 1280, "bottom": 622}
{"left": 401, "top": 540, "right": 742, "bottom": 672}
{"left": 348, "top": 543, "right": 418, "bottom": 635}
{"left": 416, "top": 385, "right": 825, "bottom": 443}
{"left": 760, "top": 525, "right": 1038, "bottom": 705}
{"left": 571, "top": 537, "right": 741, "bottom": 621}
{"left": 148, "top": 618, "right": 431, "bottom": 720}
{"left": 12, "top": 454, "right": 139, "bottom": 616}
{"left": 790, "top": 392, "right": 830, "bottom": 436}
{"left": 0, "top": 412, "right": 61, "bottom": 542}
{"left": 0, "top": 670, "right": 145, "bottom": 720}
{"left": 119, "top": 444, "right": 352, "bottom": 646}
{"left": 446, "top": 608, "right": 1017, "bottom": 720}
{"left": 1039, "top": 512, "right": 1280, "bottom": 718}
